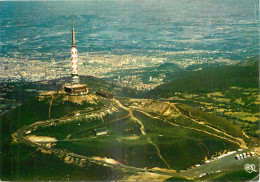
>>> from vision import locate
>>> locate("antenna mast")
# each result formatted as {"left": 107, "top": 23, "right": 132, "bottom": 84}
{"left": 72, "top": 14, "right": 75, "bottom": 46}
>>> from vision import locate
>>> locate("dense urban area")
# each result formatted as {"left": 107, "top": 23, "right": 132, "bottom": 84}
{"left": 0, "top": 50, "right": 238, "bottom": 89}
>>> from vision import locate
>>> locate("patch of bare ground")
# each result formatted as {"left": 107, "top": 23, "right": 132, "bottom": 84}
{"left": 26, "top": 135, "right": 57, "bottom": 143}
{"left": 121, "top": 172, "right": 171, "bottom": 181}
{"left": 116, "top": 135, "right": 140, "bottom": 141}
{"left": 37, "top": 148, "right": 52, "bottom": 154}
{"left": 254, "top": 147, "right": 260, "bottom": 156}
{"left": 130, "top": 99, "right": 180, "bottom": 118}
{"left": 64, "top": 155, "right": 87, "bottom": 167}
{"left": 151, "top": 167, "right": 176, "bottom": 173}
{"left": 64, "top": 155, "right": 75, "bottom": 164}
{"left": 92, "top": 156, "right": 124, "bottom": 165}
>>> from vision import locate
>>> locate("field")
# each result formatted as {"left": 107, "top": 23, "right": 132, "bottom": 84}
{"left": 162, "top": 88, "right": 259, "bottom": 137}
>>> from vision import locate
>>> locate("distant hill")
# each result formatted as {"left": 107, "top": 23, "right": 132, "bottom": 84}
{"left": 80, "top": 76, "right": 139, "bottom": 97}
{"left": 104, "top": 62, "right": 182, "bottom": 85}
{"left": 157, "top": 62, "right": 179, "bottom": 70}
{"left": 148, "top": 57, "right": 259, "bottom": 98}
{"left": 238, "top": 56, "right": 259, "bottom": 67}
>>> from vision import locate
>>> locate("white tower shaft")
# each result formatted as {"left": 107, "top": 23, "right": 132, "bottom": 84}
{"left": 71, "top": 46, "right": 78, "bottom": 75}
{"left": 70, "top": 14, "right": 79, "bottom": 85}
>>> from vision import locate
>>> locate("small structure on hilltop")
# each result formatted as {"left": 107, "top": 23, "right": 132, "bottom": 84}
{"left": 93, "top": 128, "right": 108, "bottom": 136}
{"left": 63, "top": 14, "right": 90, "bottom": 95}
{"left": 96, "top": 90, "right": 114, "bottom": 98}
{"left": 63, "top": 84, "right": 90, "bottom": 95}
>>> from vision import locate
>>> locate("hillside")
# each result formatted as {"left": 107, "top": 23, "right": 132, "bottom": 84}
{"left": 0, "top": 93, "right": 122, "bottom": 181}
{"left": 149, "top": 65, "right": 258, "bottom": 97}
{"left": 0, "top": 75, "right": 141, "bottom": 115}
{"left": 80, "top": 76, "right": 140, "bottom": 97}
{"left": 104, "top": 62, "right": 182, "bottom": 84}
{"left": 238, "top": 56, "right": 259, "bottom": 67}
{"left": 1, "top": 93, "right": 257, "bottom": 181}
{"left": 146, "top": 57, "right": 259, "bottom": 138}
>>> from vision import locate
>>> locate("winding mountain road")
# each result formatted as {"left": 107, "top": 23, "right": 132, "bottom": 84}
{"left": 12, "top": 96, "right": 257, "bottom": 180}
